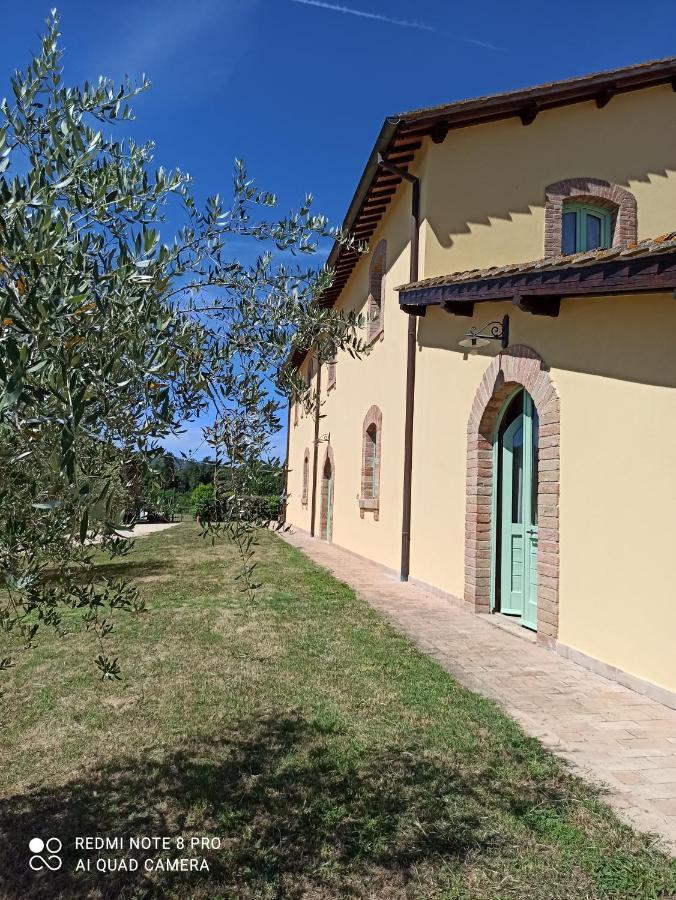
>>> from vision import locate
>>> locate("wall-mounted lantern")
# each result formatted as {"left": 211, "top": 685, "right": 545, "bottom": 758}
{"left": 458, "top": 314, "right": 510, "bottom": 353}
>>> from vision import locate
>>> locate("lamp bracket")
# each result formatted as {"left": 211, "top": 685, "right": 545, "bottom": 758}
{"left": 465, "top": 314, "right": 510, "bottom": 349}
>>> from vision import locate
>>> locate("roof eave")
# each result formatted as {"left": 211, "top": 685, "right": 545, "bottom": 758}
{"left": 323, "top": 118, "right": 401, "bottom": 275}
{"left": 394, "top": 56, "right": 676, "bottom": 133}
{"left": 397, "top": 250, "right": 676, "bottom": 308}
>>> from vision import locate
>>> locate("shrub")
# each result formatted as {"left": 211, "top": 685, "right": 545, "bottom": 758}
{"left": 251, "top": 495, "right": 281, "bottom": 521}
{"left": 191, "top": 484, "right": 216, "bottom": 522}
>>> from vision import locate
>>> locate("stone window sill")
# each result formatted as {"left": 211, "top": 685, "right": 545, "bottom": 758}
{"left": 358, "top": 497, "right": 379, "bottom": 520}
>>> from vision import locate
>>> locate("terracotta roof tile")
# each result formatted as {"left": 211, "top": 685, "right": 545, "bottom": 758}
{"left": 397, "top": 233, "right": 676, "bottom": 293}
{"left": 392, "top": 57, "right": 676, "bottom": 123}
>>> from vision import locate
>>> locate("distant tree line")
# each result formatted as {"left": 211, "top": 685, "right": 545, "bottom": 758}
{"left": 149, "top": 453, "right": 284, "bottom": 497}
{"left": 134, "top": 454, "right": 285, "bottom": 525}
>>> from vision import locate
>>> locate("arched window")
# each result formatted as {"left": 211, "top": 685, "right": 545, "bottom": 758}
{"left": 544, "top": 178, "right": 637, "bottom": 258}
{"left": 365, "top": 425, "right": 377, "bottom": 497}
{"left": 327, "top": 354, "right": 337, "bottom": 391}
{"left": 367, "top": 241, "right": 386, "bottom": 343}
{"left": 359, "top": 405, "right": 382, "bottom": 520}
{"left": 302, "top": 448, "right": 310, "bottom": 506}
{"left": 320, "top": 446, "right": 335, "bottom": 542}
{"left": 561, "top": 201, "right": 612, "bottom": 255}
{"left": 300, "top": 356, "right": 316, "bottom": 420}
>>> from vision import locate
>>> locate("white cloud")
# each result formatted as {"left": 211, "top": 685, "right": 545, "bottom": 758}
{"left": 92, "top": 0, "right": 261, "bottom": 87}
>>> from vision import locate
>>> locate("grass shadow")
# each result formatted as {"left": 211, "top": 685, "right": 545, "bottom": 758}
{"left": 0, "top": 714, "right": 574, "bottom": 899}
{"left": 90, "top": 561, "right": 172, "bottom": 581}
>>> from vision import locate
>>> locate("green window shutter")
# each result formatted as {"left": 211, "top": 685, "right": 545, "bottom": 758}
{"left": 561, "top": 202, "right": 612, "bottom": 254}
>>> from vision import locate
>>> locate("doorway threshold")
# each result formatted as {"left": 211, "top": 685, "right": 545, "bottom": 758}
{"left": 477, "top": 612, "right": 537, "bottom": 644}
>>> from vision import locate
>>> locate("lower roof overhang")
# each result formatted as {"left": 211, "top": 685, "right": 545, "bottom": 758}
{"left": 397, "top": 250, "right": 676, "bottom": 317}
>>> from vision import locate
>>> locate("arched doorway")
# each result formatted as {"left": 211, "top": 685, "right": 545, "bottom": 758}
{"left": 320, "top": 448, "right": 334, "bottom": 542}
{"left": 495, "top": 388, "right": 539, "bottom": 630}
{"left": 465, "top": 345, "right": 560, "bottom": 646}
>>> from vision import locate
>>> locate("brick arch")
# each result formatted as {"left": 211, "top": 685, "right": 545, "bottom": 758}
{"left": 360, "top": 405, "right": 382, "bottom": 520}
{"left": 320, "top": 444, "right": 335, "bottom": 542}
{"left": 465, "top": 345, "right": 560, "bottom": 645}
{"left": 544, "top": 177, "right": 637, "bottom": 257}
{"left": 301, "top": 448, "right": 310, "bottom": 506}
{"left": 367, "top": 240, "right": 386, "bottom": 343}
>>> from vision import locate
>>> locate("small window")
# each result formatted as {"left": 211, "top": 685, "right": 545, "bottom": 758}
{"left": 561, "top": 202, "right": 612, "bottom": 255}
{"left": 327, "top": 355, "right": 337, "bottom": 391}
{"left": 359, "top": 406, "right": 382, "bottom": 519}
{"left": 367, "top": 241, "right": 386, "bottom": 343}
{"left": 302, "top": 449, "right": 310, "bottom": 506}
{"left": 365, "top": 425, "right": 377, "bottom": 498}
{"left": 293, "top": 396, "right": 299, "bottom": 427}
{"left": 300, "top": 358, "right": 315, "bottom": 420}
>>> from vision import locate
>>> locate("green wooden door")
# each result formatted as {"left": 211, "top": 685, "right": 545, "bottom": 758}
{"left": 500, "top": 393, "right": 538, "bottom": 630}
{"left": 325, "top": 464, "right": 333, "bottom": 543}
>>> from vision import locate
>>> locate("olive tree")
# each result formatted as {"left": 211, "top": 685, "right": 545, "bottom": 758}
{"left": 0, "top": 13, "right": 365, "bottom": 680}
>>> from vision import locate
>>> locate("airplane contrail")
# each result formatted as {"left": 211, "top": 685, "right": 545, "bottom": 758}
{"left": 288, "top": 0, "right": 498, "bottom": 49}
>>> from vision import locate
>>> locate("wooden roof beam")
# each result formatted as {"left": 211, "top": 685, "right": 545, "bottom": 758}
{"left": 401, "top": 303, "right": 426, "bottom": 316}
{"left": 388, "top": 139, "right": 422, "bottom": 154}
{"left": 520, "top": 102, "right": 539, "bottom": 126}
{"left": 355, "top": 204, "right": 387, "bottom": 219}
{"left": 430, "top": 121, "right": 449, "bottom": 144}
{"left": 358, "top": 205, "right": 386, "bottom": 215}
{"left": 363, "top": 194, "right": 392, "bottom": 206}
{"left": 335, "top": 256, "right": 357, "bottom": 266}
{"left": 333, "top": 253, "right": 358, "bottom": 265}
{"left": 362, "top": 195, "right": 390, "bottom": 206}
{"left": 513, "top": 294, "right": 561, "bottom": 316}
{"left": 382, "top": 152, "right": 414, "bottom": 164}
{"left": 595, "top": 85, "right": 616, "bottom": 108}
{"left": 368, "top": 186, "right": 397, "bottom": 200}
{"left": 373, "top": 176, "right": 401, "bottom": 188}
{"left": 442, "top": 300, "right": 474, "bottom": 316}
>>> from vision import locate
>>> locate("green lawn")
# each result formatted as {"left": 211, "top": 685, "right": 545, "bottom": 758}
{"left": 1, "top": 524, "right": 674, "bottom": 899}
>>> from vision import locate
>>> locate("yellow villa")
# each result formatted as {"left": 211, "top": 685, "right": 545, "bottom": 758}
{"left": 284, "top": 58, "right": 676, "bottom": 707}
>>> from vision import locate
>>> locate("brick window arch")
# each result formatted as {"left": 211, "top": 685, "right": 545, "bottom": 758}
{"left": 544, "top": 178, "right": 637, "bottom": 258}
{"left": 367, "top": 240, "right": 386, "bottom": 343}
{"left": 327, "top": 355, "right": 337, "bottom": 391}
{"left": 301, "top": 448, "right": 310, "bottom": 506}
{"left": 359, "top": 405, "right": 382, "bottom": 520}
{"left": 465, "top": 346, "right": 560, "bottom": 647}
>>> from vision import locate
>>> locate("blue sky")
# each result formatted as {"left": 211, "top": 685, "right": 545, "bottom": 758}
{"left": 2, "top": 1, "right": 674, "bottom": 459}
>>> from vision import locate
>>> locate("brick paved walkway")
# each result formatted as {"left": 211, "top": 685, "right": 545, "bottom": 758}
{"left": 279, "top": 527, "right": 676, "bottom": 852}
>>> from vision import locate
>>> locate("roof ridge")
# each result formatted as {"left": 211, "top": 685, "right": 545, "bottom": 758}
{"left": 391, "top": 56, "right": 676, "bottom": 122}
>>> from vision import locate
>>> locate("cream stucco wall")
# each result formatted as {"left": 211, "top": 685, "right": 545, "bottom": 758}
{"left": 422, "top": 84, "right": 676, "bottom": 277}
{"left": 412, "top": 295, "right": 676, "bottom": 694}
{"left": 287, "top": 81, "right": 676, "bottom": 695}
{"left": 286, "top": 173, "right": 417, "bottom": 570}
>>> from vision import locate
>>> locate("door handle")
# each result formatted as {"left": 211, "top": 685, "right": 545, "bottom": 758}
{"left": 526, "top": 528, "right": 537, "bottom": 535}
